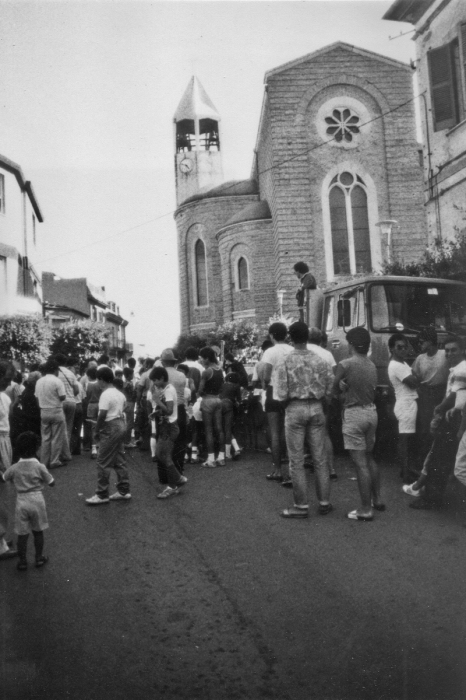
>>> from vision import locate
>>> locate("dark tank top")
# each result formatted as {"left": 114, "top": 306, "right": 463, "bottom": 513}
{"left": 203, "top": 368, "right": 224, "bottom": 395}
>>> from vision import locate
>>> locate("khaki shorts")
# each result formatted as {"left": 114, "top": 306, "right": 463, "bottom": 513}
{"left": 343, "top": 405, "right": 378, "bottom": 452}
{"left": 15, "top": 492, "right": 49, "bottom": 535}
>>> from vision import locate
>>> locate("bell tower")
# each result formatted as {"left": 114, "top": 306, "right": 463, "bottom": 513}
{"left": 174, "top": 76, "right": 224, "bottom": 206}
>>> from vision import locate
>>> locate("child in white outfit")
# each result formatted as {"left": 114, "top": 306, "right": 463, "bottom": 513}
{"left": 3, "top": 431, "right": 54, "bottom": 570}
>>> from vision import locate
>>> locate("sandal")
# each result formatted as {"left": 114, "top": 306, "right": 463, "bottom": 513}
{"left": 281, "top": 508, "right": 308, "bottom": 519}
{"left": 318, "top": 503, "right": 333, "bottom": 515}
{"left": 347, "top": 510, "right": 373, "bottom": 522}
{"left": 35, "top": 556, "right": 49, "bottom": 568}
{"left": 266, "top": 473, "right": 282, "bottom": 481}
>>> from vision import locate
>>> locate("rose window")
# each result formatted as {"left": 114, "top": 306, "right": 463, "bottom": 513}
{"left": 325, "top": 109, "right": 360, "bottom": 143}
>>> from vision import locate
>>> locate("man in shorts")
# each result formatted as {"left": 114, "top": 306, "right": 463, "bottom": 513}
{"left": 333, "top": 327, "right": 384, "bottom": 521}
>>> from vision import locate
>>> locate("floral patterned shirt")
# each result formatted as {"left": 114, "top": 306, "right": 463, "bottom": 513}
{"left": 275, "top": 348, "right": 334, "bottom": 402}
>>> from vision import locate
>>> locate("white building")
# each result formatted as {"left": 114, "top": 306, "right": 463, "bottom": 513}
{"left": 384, "top": 0, "right": 466, "bottom": 241}
{"left": 0, "top": 154, "right": 43, "bottom": 316}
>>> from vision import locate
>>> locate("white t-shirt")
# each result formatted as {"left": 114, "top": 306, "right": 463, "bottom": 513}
{"left": 388, "top": 360, "right": 418, "bottom": 402}
{"left": 99, "top": 387, "right": 126, "bottom": 421}
{"left": 162, "top": 384, "right": 178, "bottom": 423}
{"left": 447, "top": 359, "right": 466, "bottom": 410}
{"left": 0, "top": 392, "right": 11, "bottom": 432}
{"left": 35, "top": 375, "right": 66, "bottom": 409}
{"left": 412, "top": 349, "right": 448, "bottom": 387}
{"left": 58, "top": 366, "right": 79, "bottom": 403}
{"left": 261, "top": 343, "right": 294, "bottom": 400}
{"left": 307, "top": 343, "right": 336, "bottom": 368}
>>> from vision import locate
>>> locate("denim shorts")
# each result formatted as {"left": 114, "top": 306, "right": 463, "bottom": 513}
{"left": 343, "top": 405, "right": 378, "bottom": 451}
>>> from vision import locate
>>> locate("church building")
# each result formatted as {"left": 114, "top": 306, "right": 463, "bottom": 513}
{"left": 173, "top": 42, "right": 427, "bottom": 335}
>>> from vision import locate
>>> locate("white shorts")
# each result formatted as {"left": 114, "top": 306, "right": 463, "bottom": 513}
{"left": 15, "top": 492, "right": 49, "bottom": 535}
{"left": 394, "top": 398, "right": 418, "bottom": 434}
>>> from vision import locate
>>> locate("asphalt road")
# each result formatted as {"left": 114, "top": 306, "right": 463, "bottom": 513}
{"left": 1, "top": 446, "right": 466, "bottom": 700}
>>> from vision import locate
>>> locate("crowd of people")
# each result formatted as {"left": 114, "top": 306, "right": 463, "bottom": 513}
{"left": 1, "top": 321, "right": 466, "bottom": 569}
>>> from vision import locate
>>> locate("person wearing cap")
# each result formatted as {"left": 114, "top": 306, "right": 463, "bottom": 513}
{"left": 135, "top": 358, "right": 155, "bottom": 448}
{"left": 293, "top": 262, "right": 317, "bottom": 323}
{"left": 275, "top": 321, "right": 333, "bottom": 519}
{"left": 388, "top": 333, "right": 420, "bottom": 484}
{"left": 160, "top": 349, "right": 188, "bottom": 473}
{"left": 333, "top": 327, "right": 384, "bottom": 521}
{"left": 411, "top": 328, "right": 449, "bottom": 470}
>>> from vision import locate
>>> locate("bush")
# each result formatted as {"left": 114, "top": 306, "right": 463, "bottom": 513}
{"left": 173, "top": 320, "right": 261, "bottom": 361}
{"left": 49, "top": 320, "right": 110, "bottom": 362}
{"left": 0, "top": 315, "right": 52, "bottom": 365}
{"left": 384, "top": 234, "right": 466, "bottom": 282}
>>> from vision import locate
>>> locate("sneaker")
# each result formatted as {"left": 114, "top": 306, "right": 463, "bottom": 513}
{"left": 91, "top": 451, "right": 97, "bottom": 460}
{"left": 157, "top": 486, "right": 180, "bottom": 499}
{"left": 16, "top": 560, "right": 28, "bottom": 571}
{"left": 202, "top": 460, "right": 219, "bottom": 468}
{"left": 216, "top": 459, "right": 226, "bottom": 467}
{"left": 109, "top": 492, "right": 132, "bottom": 501}
{"left": 402, "top": 483, "right": 420, "bottom": 497}
{"left": 318, "top": 503, "right": 333, "bottom": 515}
{"left": 85, "top": 494, "right": 110, "bottom": 505}
{"left": 176, "top": 475, "right": 188, "bottom": 486}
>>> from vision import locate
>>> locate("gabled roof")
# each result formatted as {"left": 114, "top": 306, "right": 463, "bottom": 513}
{"left": 0, "top": 153, "right": 44, "bottom": 221}
{"left": 265, "top": 41, "right": 411, "bottom": 80}
{"left": 383, "top": 0, "right": 437, "bottom": 24}
{"left": 174, "top": 76, "right": 221, "bottom": 122}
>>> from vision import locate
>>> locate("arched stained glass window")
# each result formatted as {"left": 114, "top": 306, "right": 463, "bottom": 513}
{"left": 329, "top": 172, "right": 372, "bottom": 275}
{"left": 238, "top": 257, "right": 249, "bottom": 290}
{"left": 195, "top": 239, "right": 208, "bottom": 306}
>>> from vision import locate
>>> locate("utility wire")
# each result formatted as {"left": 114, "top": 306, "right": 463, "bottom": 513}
{"left": 36, "top": 90, "right": 424, "bottom": 266}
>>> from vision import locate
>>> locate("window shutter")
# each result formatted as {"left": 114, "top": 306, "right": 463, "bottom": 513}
{"left": 461, "top": 24, "right": 466, "bottom": 110}
{"left": 428, "top": 45, "right": 456, "bottom": 131}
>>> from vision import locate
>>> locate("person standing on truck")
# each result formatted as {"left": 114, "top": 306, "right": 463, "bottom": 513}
{"left": 388, "top": 333, "right": 420, "bottom": 484}
{"left": 332, "top": 327, "right": 384, "bottom": 521}
{"left": 293, "top": 262, "right": 316, "bottom": 323}
{"left": 411, "top": 328, "right": 449, "bottom": 469}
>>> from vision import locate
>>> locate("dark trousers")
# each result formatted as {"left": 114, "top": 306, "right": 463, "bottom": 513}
{"left": 156, "top": 421, "right": 182, "bottom": 487}
{"left": 416, "top": 385, "right": 446, "bottom": 469}
{"left": 423, "top": 413, "right": 461, "bottom": 505}
{"left": 173, "top": 405, "right": 187, "bottom": 473}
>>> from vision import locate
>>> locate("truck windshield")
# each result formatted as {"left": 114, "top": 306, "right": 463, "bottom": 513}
{"left": 370, "top": 282, "right": 466, "bottom": 334}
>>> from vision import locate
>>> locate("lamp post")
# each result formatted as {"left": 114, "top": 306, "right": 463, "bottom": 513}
{"left": 277, "top": 289, "right": 286, "bottom": 318}
{"left": 375, "top": 220, "right": 398, "bottom": 265}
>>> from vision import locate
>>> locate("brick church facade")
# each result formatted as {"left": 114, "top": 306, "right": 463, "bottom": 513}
{"left": 174, "top": 42, "right": 427, "bottom": 335}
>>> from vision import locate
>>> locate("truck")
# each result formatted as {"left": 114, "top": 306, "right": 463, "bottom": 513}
{"left": 311, "top": 275, "right": 466, "bottom": 452}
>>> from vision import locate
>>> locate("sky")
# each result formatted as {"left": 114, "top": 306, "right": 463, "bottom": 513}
{"left": 0, "top": 0, "right": 415, "bottom": 357}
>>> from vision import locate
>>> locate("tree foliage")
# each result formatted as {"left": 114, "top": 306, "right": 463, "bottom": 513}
{"left": 0, "top": 315, "right": 52, "bottom": 365}
{"left": 384, "top": 234, "right": 466, "bottom": 282}
{"left": 49, "top": 320, "right": 110, "bottom": 362}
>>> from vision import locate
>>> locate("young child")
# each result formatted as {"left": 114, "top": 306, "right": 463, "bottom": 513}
{"left": 2, "top": 431, "right": 54, "bottom": 570}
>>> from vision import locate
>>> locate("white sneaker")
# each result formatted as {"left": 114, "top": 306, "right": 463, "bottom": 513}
{"left": 85, "top": 494, "right": 110, "bottom": 505}
{"left": 216, "top": 459, "right": 226, "bottom": 467}
{"left": 109, "top": 492, "right": 132, "bottom": 500}
{"left": 202, "top": 460, "right": 218, "bottom": 468}
{"left": 176, "top": 476, "right": 188, "bottom": 486}
{"left": 157, "top": 486, "right": 180, "bottom": 499}
{"left": 402, "top": 483, "right": 420, "bottom": 497}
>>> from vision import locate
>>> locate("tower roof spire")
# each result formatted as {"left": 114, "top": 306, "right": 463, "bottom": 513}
{"left": 174, "top": 76, "right": 221, "bottom": 122}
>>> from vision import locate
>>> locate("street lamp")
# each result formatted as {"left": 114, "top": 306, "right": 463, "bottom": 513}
{"left": 277, "top": 289, "right": 286, "bottom": 317}
{"left": 375, "top": 220, "right": 398, "bottom": 264}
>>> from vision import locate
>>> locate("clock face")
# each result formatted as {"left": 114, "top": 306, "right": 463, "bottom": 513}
{"left": 179, "top": 158, "right": 193, "bottom": 173}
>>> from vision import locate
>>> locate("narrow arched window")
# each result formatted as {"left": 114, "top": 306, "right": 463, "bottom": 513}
{"left": 329, "top": 172, "right": 371, "bottom": 275}
{"left": 238, "top": 257, "right": 249, "bottom": 290}
{"left": 195, "top": 239, "right": 208, "bottom": 306}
